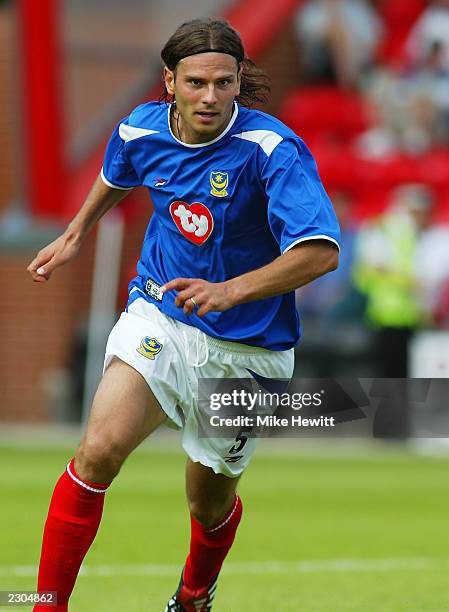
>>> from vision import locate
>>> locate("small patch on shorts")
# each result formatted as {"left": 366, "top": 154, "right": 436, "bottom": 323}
{"left": 136, "top": 336, "right": 163, "bottom": 360}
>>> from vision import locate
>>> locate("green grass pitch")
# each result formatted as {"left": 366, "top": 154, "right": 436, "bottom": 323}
{"left": 1, "top": 441, "right": 448, "bottom": 611}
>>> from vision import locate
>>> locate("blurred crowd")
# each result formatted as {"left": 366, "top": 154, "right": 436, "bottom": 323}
{"left": 290, "top": 0, "right": 449, "bottom": 377}
{"left": 292, "top": 0, "right": 449, "bottom": 153}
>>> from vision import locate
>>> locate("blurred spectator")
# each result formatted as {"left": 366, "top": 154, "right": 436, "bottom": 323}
{"left": 356, "top": 40, "right": 449, "bottom": 158}
{"left": 406, "top": 0, "right": 449, "bottom": 71}
{"left": 353, "top": 184, "right": 434, "bottom": 377}
{"left": 408, "top": 41, "right": 449, "bottom": 143}
{"left": 414, "top": 211, "right": 449, "bottom": 320}
{"left": 294, "top": 0, "right": 383, "bottom": 88}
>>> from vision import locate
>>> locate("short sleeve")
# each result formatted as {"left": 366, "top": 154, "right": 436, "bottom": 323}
{"left": 262, "top": 138, "right": 340, "bottom": 253}
{"left": 101, "top": 117, "right": 140, "bottom": 190}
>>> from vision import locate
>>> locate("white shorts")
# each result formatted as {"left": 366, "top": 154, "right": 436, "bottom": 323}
{"left": 104, "top": 298, "right": 294, "bottom": 477}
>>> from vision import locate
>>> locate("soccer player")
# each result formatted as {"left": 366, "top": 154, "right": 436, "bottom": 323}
{"left": 27, "top": 18, "right": 340, "bottom": 612}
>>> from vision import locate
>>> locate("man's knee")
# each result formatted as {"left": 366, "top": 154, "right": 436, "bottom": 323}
{"left": 188, "top": 494, "right": 236, "bottom": 528}
{"left": 75, "top": 435, "right": 127, "bottom": 483}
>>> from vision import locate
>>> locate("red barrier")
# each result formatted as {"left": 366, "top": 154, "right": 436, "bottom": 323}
{"left": 17, "top": 0, "right": 65, "bottom": 220}
{"left": 225, "top": 0, "right": 301, "bottom": 58}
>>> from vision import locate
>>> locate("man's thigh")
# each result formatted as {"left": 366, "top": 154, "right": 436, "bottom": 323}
{"left": 79, "top": 358, "right": 167, "bottom": 466}
{"left": 103, "top": 299, "right": 189, "bottom": 429}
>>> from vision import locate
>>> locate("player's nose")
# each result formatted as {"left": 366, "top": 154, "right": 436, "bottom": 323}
{"left": 202, "top": 84, "right": 218, "bottom": 105}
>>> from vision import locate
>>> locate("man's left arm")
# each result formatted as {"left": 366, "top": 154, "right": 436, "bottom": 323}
{"left": 162, "top": 240, "right": 338, "bottom": 317}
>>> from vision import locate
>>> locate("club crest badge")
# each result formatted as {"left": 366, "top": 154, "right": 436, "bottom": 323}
{"left": 136, "top": 337, "right": 163, "bottom": 360}
{"left": 210, "top": 171, "right": 229, "bottom": 197}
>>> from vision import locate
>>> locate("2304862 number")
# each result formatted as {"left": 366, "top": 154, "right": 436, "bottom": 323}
{"left": 0, "top": 591, "right": 57, "bottom": 606}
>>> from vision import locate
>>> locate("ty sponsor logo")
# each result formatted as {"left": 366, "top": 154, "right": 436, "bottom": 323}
{"left": 210, "top": 171, "right": 229, "bottom": 197}
{"left": 136, "top": 337, "right": 163, "bottom": 360}
{"left": 169, "top": 200, "right": 214, "bottom": 246}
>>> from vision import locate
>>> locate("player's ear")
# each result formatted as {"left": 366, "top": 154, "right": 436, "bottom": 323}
{"left": 164, "top": 66, "right": 175, "bottom": 95}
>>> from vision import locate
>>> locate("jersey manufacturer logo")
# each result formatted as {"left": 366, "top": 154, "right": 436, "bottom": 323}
{"left": 153, "top": 178, "right": 167, "bottom": 187}
{"left": 169, "top": 201, "right": 214, "bottom": 246}
{"left": 210, "top": 171, "right": 229, "bottom": 197}
{"left": 136, "top": 337, "right": 163, "bottom": 360}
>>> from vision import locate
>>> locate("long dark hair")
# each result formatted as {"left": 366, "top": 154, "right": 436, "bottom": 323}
{"left": 160, "top": 18, "right": 270, "bottom": 107}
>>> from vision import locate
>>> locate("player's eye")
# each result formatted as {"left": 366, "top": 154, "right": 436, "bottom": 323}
{"left": 190, "top": 79, "right": 202, "bottom": 86}
{"left": 218, "top": 79, "right": 231, "bottom": 87}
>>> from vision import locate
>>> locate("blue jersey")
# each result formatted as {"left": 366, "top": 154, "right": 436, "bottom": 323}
{"left": 101, "top": 101, "right": 340, "bottom": 350}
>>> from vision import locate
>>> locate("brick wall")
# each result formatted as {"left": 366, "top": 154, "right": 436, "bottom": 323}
{"left": 0, "top": 237, "right": 95, "bottom": 422}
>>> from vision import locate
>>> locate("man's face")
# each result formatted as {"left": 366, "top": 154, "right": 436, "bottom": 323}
{"left": 164, "top": 52, "right": 241, "bottom": 144}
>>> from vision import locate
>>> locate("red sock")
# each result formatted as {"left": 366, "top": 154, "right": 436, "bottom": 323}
{"left": 183, "top": 495, "right": 243, "bottom": 590}
{"left": 33, "top": 458, "right": 110, "bottom": 611}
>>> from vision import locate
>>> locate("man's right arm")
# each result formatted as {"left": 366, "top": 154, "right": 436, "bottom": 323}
{"left": 27, "top": 174, "right": 132, "bottom": 282}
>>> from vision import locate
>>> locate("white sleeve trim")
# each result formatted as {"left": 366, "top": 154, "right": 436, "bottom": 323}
{"left": 100, "top": 167, "right": 134, "bottom": 191}
{"left": 119, "top": 123, "right": 159, "bottom": 143}
{"left": 282, "top": 235, "right": 340, "bottom": 254}
{"left": 232, "top": 130, "right": 283, "bottom": 157}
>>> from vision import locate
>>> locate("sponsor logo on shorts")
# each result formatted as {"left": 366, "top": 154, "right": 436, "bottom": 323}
{"left": 136, "top": 337, "right": 163, "bottom": 360}
{"left": 210, "top": 171, "right": 229, "bottom": 197}
{"left": 224, "top": 455, "right": 243, "bottom": 463}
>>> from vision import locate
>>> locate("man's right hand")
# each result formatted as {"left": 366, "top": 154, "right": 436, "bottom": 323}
{"left": 27, "top": 174, "right": 131, "bottom": 283}
{"left": 27, "top": 231, "right": 82, "bottom": 282}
